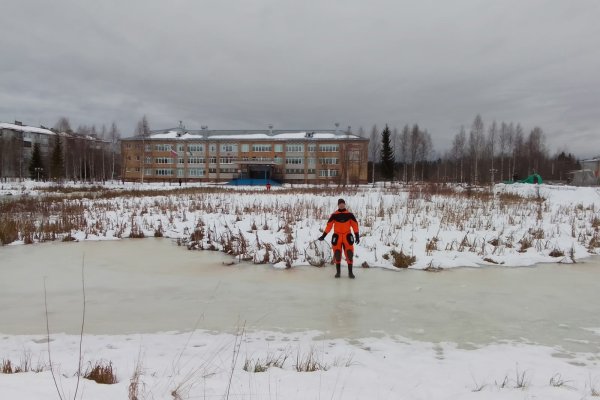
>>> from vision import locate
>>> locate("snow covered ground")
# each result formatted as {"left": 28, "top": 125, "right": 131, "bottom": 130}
{"left": 2, "top": 329, "right": 600, "bottom": 400}
{"left": 2, "top": 181, "right": 600, "bottom": 399}
{"left": 2, "top": 180, "right": 599, "bottom": 269}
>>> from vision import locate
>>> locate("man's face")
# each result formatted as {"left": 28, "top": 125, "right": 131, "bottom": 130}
{"left": 338, "top": 202, "right": 345, "bottom": 209}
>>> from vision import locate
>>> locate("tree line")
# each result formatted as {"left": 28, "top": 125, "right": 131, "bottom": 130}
{"left": 360, "top": 114, "right": 580, "bottom": 185}
{"left": 27, "top": 117, "right": 122, "bottom": 182}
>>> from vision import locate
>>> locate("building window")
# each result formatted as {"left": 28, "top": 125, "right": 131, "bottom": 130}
{"left": 348, "top": 150, "right": 361, "bottom": 161}
{"left": 307, "top": 169, "right": 316, "bottom": 174}
{"left": 252, "top": 144, "right": 271, "bottom": 152}
{"left": 145, "top": 157, "right": 152, "bottom": 164}
{"left": 307, "top": 158, "right": 316, "bottom": 166}
{"left": 188, "top": 157, "right": 205, "bottom": 164}
{"left": 209, "top": 157, "right": 217, "bottom": 164}
{"left": 308, "top": 144, "right": 316, "bottom": 153}
{"left": 189, "top": 168, "right": 205, "bottom": 177}
{"left": 208, "top": 168, "right": 217, "bottom": 173}
{"left": 154, "top": 157, "right": 174, "bottom": 164}
{"left": 221, "top": 144, "right": 236, "bottom": 152}
{"left": 219, "top": 168, "right": 235, "bottom": 173}
{"left": 155, "top": 169, "right": 174, "bottom": 176}
{"left": 274, "top": 157, "right": 283, "bottom": 164}
{"left": 177, "top": 144, "right": 185, "bottom": 152}
{"left": 178, "top": 158, "right": 185, "bottom": 164}
{"left": 286, "top": 144, "right": 304, "bottom": 153}
{"left": 220, "top": 157, "right": 234, "bottom": 164}
{"left": 155, "top": 144, "right": 173, "bottom": 152}
{"left": 177, "top": 169, "right": 184, "bottom": 177}
{"left": 319, "top": 144, "right": 339, "bottom": 152}
{"left": 126, "top": 143, "right": 132, "bottom": 149}
{"left": 241, "top": 144, "right": 249, "bottom": 152}
{"left": 144, "top": 169, "right": 153, "bottom": 176}
{"left": 286, "top": 168, "right": 304, "bottom": 174}
{"left": 319, "top": 169, "right": 339, "bottom": 177}
{"left": 209, "top": 143, "right": 217, "bottom": 153}
{"left": 145, "top": 144, "right": 151, "bottom": 152}
{"left": 274, "top": 144, "right": 283, "bottom": 152}
{"left": 319, "top": 157, "right": 338, "bottom": 165}
{"left": 188, "top": 144, "right": 204, "bottom": 152}
{"left": 286, "top": 157, "right": 303, "bottom": 165}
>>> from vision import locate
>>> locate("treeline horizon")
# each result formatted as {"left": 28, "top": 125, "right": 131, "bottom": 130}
{"left": 358, "top": 114, "right": 582, "bottom": 184}
{"left": 3, "top": 114, "right": 588, "bottom": 184}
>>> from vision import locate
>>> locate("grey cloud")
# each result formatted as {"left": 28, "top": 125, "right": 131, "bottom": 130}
{"left": 1, "top": 0, "right": 599, "bottom": 156}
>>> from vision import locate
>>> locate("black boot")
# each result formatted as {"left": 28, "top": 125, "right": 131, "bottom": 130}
{"left": 335, "top": 264, "right": 341, "bottom": 278}
{"left": 348, "top": 265, "right": 355, "bottom": 279}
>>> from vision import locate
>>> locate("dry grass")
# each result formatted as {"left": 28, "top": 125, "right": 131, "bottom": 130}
{"left": 84, "top": 360, "right": 118, "bottom": 384}
{"left": 549, "top": 249, "right": 565, "bottom": 257}
{"left": 0, "top": 351, "right": 44, "bottom": 374}
{"left": 383, "top": 249, "right": 416, "bottom": 268}
{"left": 295, "top": 348, "right": 329, "bottom": 372}
{"left": 128, "top": 357, "right": 144, "bottom": 400}
{"left": 3, "top": 183, "right": 598, "bottom": 271}
{"left": 243, "top": 352, "right": 289, "bottom": 373}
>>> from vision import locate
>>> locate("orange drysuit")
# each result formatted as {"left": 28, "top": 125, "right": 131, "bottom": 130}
{"left": 322, "top": 209, "right": 360, "bottom": 266}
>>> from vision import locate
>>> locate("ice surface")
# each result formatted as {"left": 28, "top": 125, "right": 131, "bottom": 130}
{"left": 1, "top": 239, "right": 600, "bottom": 399}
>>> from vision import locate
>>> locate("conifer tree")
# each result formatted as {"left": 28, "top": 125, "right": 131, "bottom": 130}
{"left": 28, "top": 142, "right": 45, "bottom": 180}
{"left": 380, "top": 124, "right": 395, "bottom": 181}
{"left": 50, "top": 135, "right": 64, "bottom": 181}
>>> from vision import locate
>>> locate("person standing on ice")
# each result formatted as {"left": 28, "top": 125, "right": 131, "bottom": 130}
{"left": 318, "top": 198, "right": 360, "bottom": 279}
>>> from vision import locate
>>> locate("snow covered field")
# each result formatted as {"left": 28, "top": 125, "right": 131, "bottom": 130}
{"left": 1, "top": 180, "right": 599, "bottom": 269}
{"left": 2, "top": 181, "right": 600, "bottom": 399}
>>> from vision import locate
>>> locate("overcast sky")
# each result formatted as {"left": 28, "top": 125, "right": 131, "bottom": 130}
{"left": 1, "top": 0, "right": 599, "bottom": 156}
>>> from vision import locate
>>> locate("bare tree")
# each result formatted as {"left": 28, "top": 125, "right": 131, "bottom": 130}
{"left": 399, "top": 125, "right": 410, "bottom": 183}
{"left": 527, "top": 127, "right": 547, "bottom": 174}
{"left": 392, "top": 127, "right": 399, "bottom": 180}
{"left": 487, "top": 120, "right": 497, "bottom": 184}
{"left": 499, "top": 122, "right": 509, "bottom": 182}
{"left": 409, "top": 124, "right": 421, "bottom": 182}
{"left": 109, "top": 122, "right": 120, "bottom": 180}
{"left": 469, "top": 114, "right": 485, "bottom": 185}
{"left": 451, "top": 126, "right": 466, "bottom": 183}
{"left": 369, "top": 125, "right": 380, "bottom": 184}
{"left": 53, "top": 117, "right": 72, "bottom": 134}
{"left": 135, "top": 115, "right": 151, "bottom": 137}
{"left": 417, "top": 130, "right": 432, "bottom": 181}
{"left": 512, "top": 123, "right": 524, "bottom": 179}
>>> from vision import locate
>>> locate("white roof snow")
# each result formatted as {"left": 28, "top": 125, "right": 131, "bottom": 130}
{"left": 150, "top": 131, "right": 204, "bottom": 140}
{"left": 0, "top": 122, "right": 55, "bottom": 136}
{"left": 147, "top": 131, "right": 360, "bottom": 141}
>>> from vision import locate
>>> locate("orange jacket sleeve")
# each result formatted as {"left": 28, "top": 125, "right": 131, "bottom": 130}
{"left": 324, "top": 214, "right": 335, "bottom": 234}
{"left": 350, "top": 213, "right": 359, "bottom": 234}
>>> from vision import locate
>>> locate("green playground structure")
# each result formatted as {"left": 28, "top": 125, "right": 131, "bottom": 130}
{"left": 504, "top": 173, "right": 543, "bottom": 184}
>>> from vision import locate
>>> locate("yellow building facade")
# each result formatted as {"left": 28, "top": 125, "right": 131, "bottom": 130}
{"left": 121, "top": 128, "right": 369, "bottom": 184}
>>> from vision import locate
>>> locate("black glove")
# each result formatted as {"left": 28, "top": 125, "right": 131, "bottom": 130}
{"left": 318, "top": 233, "right": 326, "bottom": 241}
{"left": 354, "top": 233, "right": 360, "bottom": 244}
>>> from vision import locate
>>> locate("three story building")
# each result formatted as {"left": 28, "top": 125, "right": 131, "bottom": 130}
{"left": 121, "top": 127, "right": 369, "bottom": 184}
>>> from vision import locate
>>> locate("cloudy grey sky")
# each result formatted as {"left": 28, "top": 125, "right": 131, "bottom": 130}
{"left": 1, "top": 0, "right": 599, "bottom": 156}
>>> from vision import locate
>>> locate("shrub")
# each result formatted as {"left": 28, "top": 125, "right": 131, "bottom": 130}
{"left": 549, "top": 249, "right": 564, "bottom": 257}
{"left": 388, "top": 250, "right": 416, "bottom": 268}
{"left": 84, "top": 361, "right": 118, "bottom": 384}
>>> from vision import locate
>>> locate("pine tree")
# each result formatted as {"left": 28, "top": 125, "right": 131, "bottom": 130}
{"left": 50, "top": 134, "right": 64, "bottom": 181}
{"left": 380, "top": 124, "right": 395, "bottom": 181}
{"left": 28, "top": 142, "right": 45, "bottom": 180}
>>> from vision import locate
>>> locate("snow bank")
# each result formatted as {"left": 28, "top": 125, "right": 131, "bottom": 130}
{"left": 1, "top": 330, "right": 599, "bottom": 400}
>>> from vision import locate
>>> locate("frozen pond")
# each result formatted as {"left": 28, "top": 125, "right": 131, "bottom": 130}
{"left": 1, "top": 239, "right": 600, "bottom": 354}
